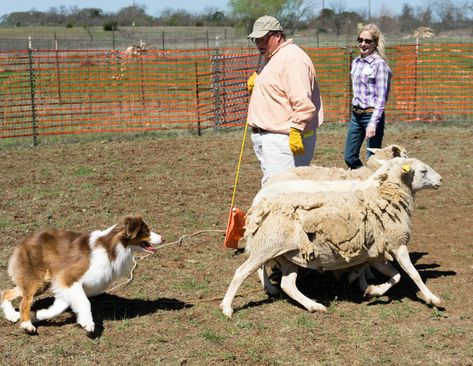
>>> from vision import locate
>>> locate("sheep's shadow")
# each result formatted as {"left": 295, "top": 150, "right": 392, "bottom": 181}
{"left": 31, "top": 294, "right": 190, "bottom": 338}
{"left": 242, "top": 251, "right": 455, "bottom": 312}
{"left": 301, "top": 251, "right": 454, "bottom": 308}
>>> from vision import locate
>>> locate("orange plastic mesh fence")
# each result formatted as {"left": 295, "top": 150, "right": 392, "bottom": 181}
{"left": 0, "top": 44, "right": 471, "bottom": 141}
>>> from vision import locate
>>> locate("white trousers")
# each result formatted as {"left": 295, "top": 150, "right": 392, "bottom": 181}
{"left": 251, "top": 131, "right": 317, "bottom": 185}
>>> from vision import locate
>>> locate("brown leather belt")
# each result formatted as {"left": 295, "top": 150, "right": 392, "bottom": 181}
{"left": 251, "top": 126, "right": 269, "bottom": 134}
{"left": 352, "top": 106, "right": 374, "bottom": 115}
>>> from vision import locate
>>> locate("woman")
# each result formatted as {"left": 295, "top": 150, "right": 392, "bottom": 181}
{"left": 344, "top": 24, "right": 392, "bottom": 169}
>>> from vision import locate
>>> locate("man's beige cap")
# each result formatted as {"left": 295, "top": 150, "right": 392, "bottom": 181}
{"left": 247, "top": 15, "right": 283, "bottom": 39}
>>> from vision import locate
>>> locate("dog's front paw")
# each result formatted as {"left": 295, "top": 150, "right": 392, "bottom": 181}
{"left": 78, "top": 320, "right": 95, "bottom": 333}
{"left": 1, "top": 303, "right": 20, "bottom": 323}
{"left": 4, "top": 310, "right": 20, "bottom": 323}
{"left": 20, "top": 320, "right": 37, "bottom": 334}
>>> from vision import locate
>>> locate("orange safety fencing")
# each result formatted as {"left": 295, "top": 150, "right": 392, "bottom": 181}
{"left": 0, "top": 44, "right": 472, "bottom": 143}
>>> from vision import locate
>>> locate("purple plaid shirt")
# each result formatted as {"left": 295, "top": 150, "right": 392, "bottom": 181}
{"left": 351, "top": 53, "right": 392, "bottom": 128}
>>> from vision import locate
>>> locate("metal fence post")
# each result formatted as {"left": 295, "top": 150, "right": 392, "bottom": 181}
{"left": 211, "top": 52, "right": 222, "bottom": 130}
{"left": 27, "top": 37, "right": 38, "bottom": 146}
{"left": 194, "top": 61, "right": 201, "bottom": 136}
{"left": 55, "top": 38, "right": 62, "bottom": 103}
{"left": 414, "top": 38, "right": 419, "bottom": 120}
{"left": 347, "top": 47, "right": 353, "bottom": 120}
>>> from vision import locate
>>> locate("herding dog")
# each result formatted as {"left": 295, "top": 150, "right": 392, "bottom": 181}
{"left": 1, "top": 215, "right": 163, "bottom": 334}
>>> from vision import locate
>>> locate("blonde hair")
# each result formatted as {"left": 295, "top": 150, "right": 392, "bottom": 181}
{"left": 359, "top": 24, "right": 387, "bottom": 59}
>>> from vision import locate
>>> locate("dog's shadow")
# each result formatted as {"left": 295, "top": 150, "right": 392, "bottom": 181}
{"left": 32, "top": 294, "right": 190, "bottom": 338}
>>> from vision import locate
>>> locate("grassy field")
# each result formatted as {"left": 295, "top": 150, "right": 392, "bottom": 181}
{"left": 0, "top": 121, "right": 472, "bottom": 365}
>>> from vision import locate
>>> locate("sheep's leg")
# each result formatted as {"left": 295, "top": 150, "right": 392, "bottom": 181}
{"left": 393, "top": 244, "right": 441, "bottom": 307}
{"left": 221, "top": 251, "right": 283, "bottom": 318}
{"left": 257, "top": 266, "right": 280, "bottom": 297}
{"left": 364, "top": 261, "right": 401, "bottom": 298}
{"left": 346, "top": 264, "right": 369, "bottom": 291}
{"left": 279, "top": 257, "right": 327, "bottom": 312}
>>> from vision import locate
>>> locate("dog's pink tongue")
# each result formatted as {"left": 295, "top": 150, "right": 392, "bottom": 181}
{"left": 141, "top": 242, "right": 159, "bottom": 253}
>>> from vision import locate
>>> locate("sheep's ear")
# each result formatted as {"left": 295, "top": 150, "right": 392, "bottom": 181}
{"left": 392, "top": 145, "right": 401, "bottom": 157}
{"left": 402, "top": 164, "right": 411, "bottom": 173}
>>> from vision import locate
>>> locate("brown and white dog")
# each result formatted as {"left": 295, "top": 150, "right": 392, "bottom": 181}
{"left": 1, "top": 215, "right": 163, "bottom": 334}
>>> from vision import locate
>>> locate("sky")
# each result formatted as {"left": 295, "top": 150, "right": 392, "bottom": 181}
{"left": 1, "top": 0, "right": 432, "bottom": 18}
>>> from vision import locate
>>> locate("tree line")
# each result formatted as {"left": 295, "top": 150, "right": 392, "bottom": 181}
{"left": 1, "top": 0, "right": 472, "bottom": 36}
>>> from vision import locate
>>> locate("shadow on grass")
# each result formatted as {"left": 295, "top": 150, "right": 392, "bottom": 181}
{"left": 31, "top": 294, "right": 191, "bottom": 338}
{"left": 232, "top": 251, "right": 456, "bottom": 314}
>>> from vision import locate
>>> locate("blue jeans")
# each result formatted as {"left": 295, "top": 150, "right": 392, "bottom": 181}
{"left": 344, "top": 112, "right": 384, "bottom": 169}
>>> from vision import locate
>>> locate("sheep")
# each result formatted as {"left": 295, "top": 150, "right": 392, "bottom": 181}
{"left": 220, "top": 158, "right": 442, "bottom": 318}
{"left": 266, "top": 144, "right": 408, "bottom": 185}
{"left": 255, "top": 144, "right": 408, "bottom": 206}
{"left": 254, "top": 144, "right": 408, "bottom": 294}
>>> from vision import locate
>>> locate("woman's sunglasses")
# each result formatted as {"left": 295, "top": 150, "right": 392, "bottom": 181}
{"left": 357, "top": 37, "right": 374, "bottom": 45}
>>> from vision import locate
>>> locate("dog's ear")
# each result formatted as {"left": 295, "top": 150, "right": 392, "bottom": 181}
{"left": 124, "top": 216, "right": 144, "bottom": 239}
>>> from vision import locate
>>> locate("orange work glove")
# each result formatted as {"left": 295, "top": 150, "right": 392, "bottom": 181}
{"left": 247, "top": 71, "right": 258, "bottom": 94}
{"left": 289, "top": 127, "right": 304, "bottom": 155}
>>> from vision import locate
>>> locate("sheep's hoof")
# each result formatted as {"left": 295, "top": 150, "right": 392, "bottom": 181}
{"left": 427, "top": 295, "right": 442, "bottom": 308}
{"left": 220, "top": 302, "right": 233, "bottom": 318}
{"left": 364, "top": 285, "right": 383, "bottom": 298}
{"left": 307, "top": 303, "right": 327, "bottom": 313}
{"left": 20, "top": 320, "right": 37, "bottom": 334}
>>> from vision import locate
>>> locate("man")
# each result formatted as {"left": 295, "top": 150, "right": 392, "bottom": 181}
{"left": 247, "top": 15, "right": 323, "bottom": 185}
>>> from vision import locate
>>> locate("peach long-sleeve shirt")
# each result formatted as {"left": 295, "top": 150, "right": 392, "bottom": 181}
{"left": 248, "top": 39, "right": 323, "bottom": 134}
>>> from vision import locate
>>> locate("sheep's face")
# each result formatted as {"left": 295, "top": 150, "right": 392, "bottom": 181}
{"left": 366, "top": 145, "right": 408, "bottom": 169}
{"left": 402, "top": 159, "right": 442, "bottom": 193}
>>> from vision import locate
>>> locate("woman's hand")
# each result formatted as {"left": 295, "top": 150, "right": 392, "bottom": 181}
{"left": 366, "top": 125, "right": 376, "bottom": 138}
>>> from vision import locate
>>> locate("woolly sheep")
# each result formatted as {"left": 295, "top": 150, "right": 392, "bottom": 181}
{"left": 255, "top": 144, "right": 408, "bottom": 294}
{"left": 266, "top": 144, "right": 408, "bottom": 185}
{"left": 253, "top": 145, "right": 408, "bottom": 207}
{"left": 220, "top": 158, "right": 442, "bottom": 317}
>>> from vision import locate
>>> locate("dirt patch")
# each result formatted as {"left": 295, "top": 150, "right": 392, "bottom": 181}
{"left": 0, "top": 122, "right": 472, "bottom": 365}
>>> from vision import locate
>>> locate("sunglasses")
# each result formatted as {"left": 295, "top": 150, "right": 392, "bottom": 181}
{"left": 357, "top": 37, "right": 374, "bottom": 45}
{"left": 250, "top": 32, "right": 275, "bottom": 44}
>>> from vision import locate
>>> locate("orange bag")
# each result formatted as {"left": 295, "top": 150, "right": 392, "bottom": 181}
{"left": 223, "top": 206, "right": 246, "bottom": 249}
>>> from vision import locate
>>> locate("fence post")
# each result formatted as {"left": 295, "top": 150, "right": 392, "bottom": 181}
{"left": 27, "top": 37, "right": 38, "bottom": 146}
{"left": 347, "top": 47, "right": 353, "bottom": 121}
{"left": 194, "top": 61, "right": 201, "bottom": 136}
{"left": 55, "top": 37, "right": 62, "bottom": 103}
{"left": 140, "top": 53, "right": 145, "bottom": 109}
{"left": 414, "top": 38, "right": 419, "bottom": 120}
{"left": 211, "top": 52, "right": 222, "bottom": 130}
